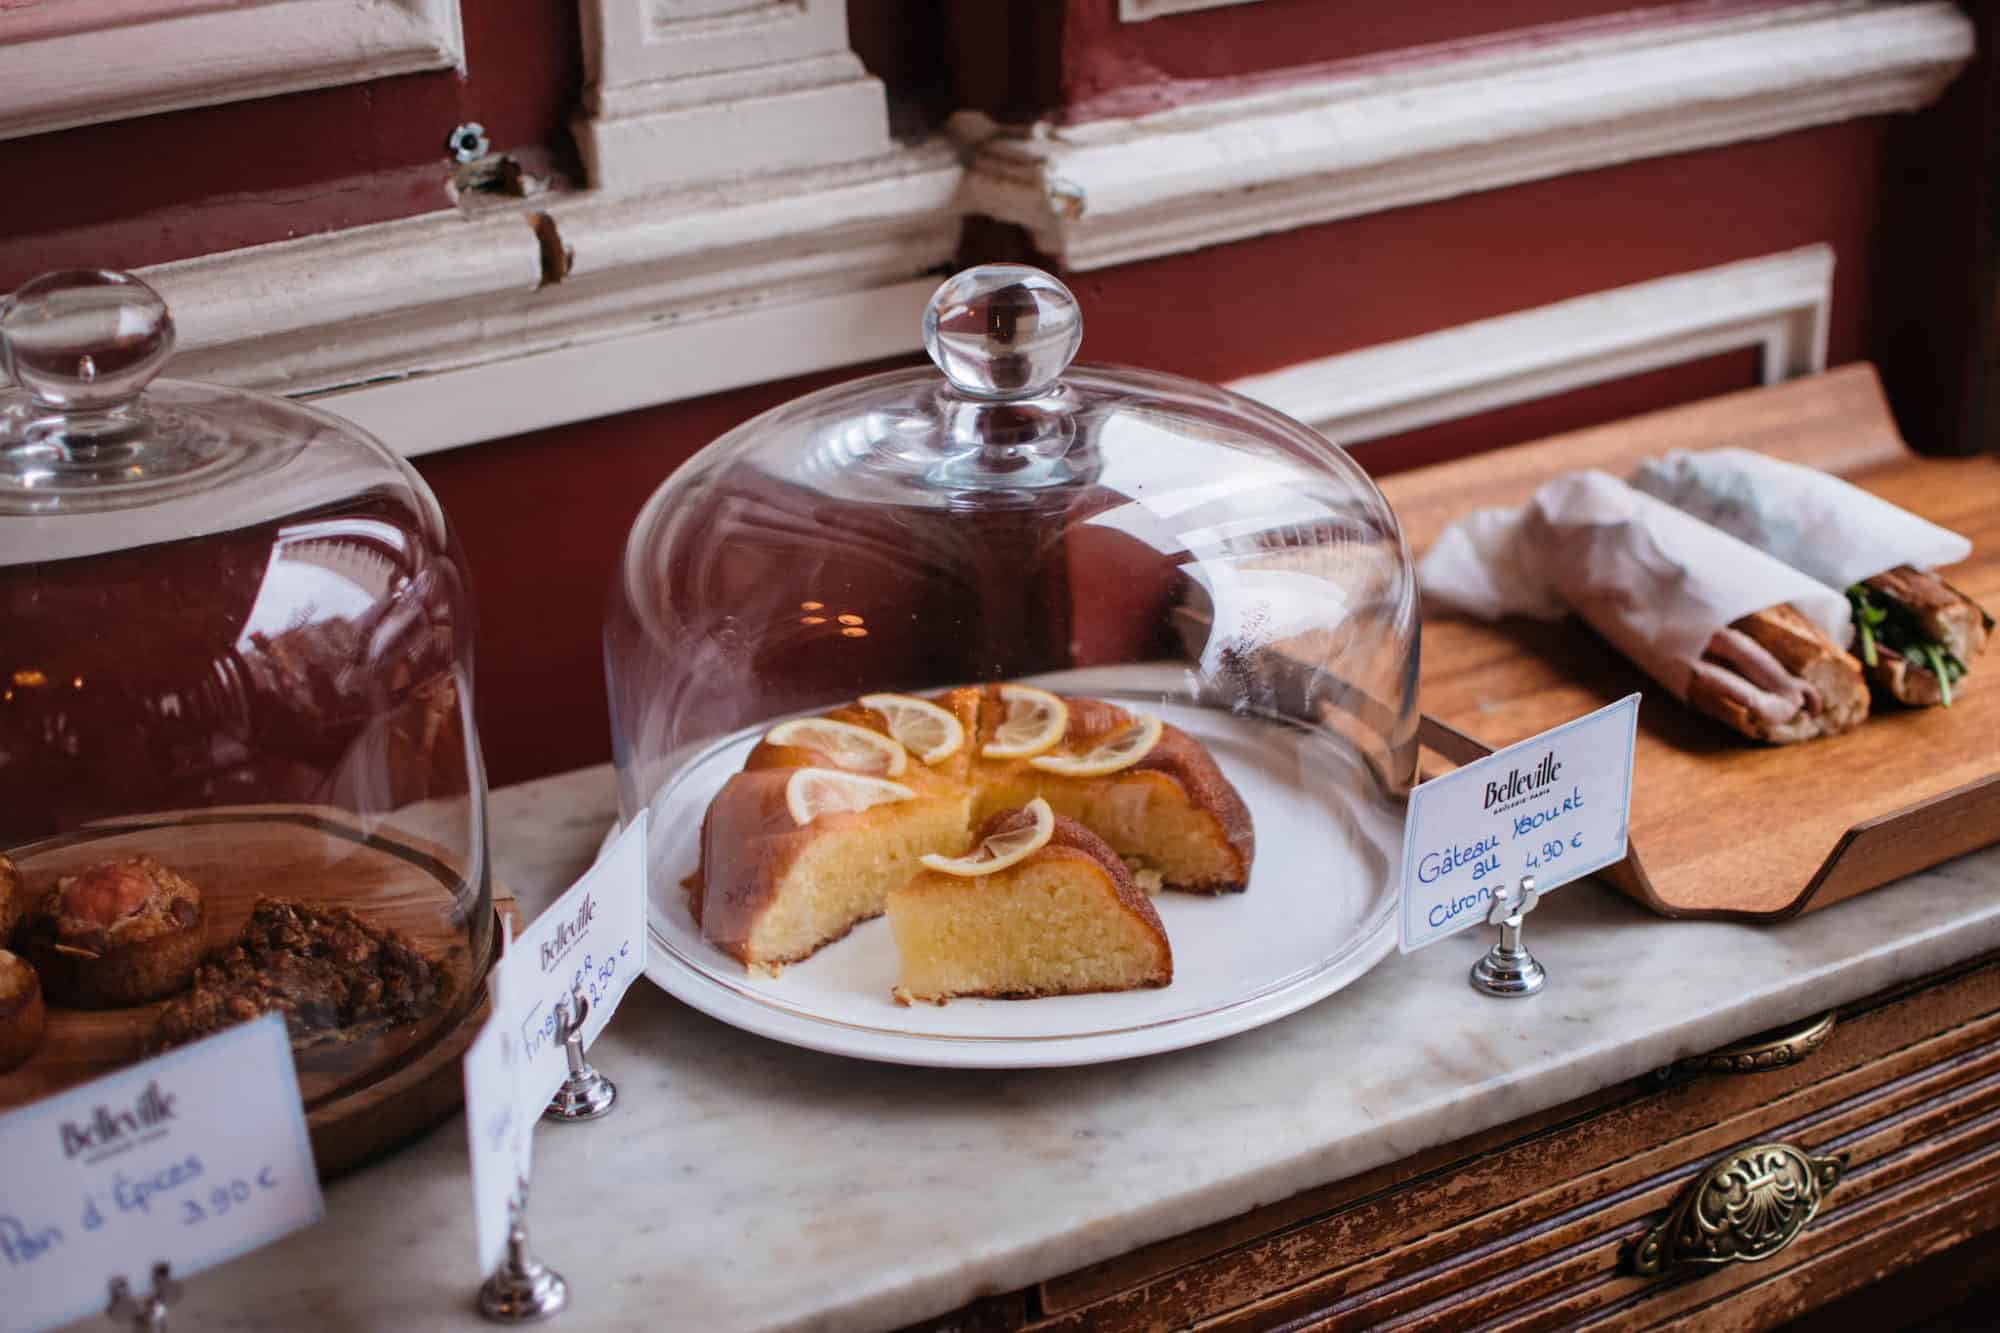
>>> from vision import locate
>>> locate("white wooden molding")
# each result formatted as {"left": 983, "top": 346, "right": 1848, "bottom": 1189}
{"left": 140, "top": 144, "right": 963, "bottom": 458}
{"left": 0, "top": 0, "right": 464, "bottom": 141}
{"left": 1228, "top": 247, "right": 1835, "bottom": 446}
{"left": 574, "top": 0, "right": 891, "bottom": 191}
{"left": 959, "top": 1, "right": 1974, "bottom": 270}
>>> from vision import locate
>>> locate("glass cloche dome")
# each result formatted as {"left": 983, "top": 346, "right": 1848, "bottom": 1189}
{"left": 609, "top": 265, "right": 1416, "bottom": 1042}
{"left": 0, "top": 270, "right": 489, "bottom": 1105}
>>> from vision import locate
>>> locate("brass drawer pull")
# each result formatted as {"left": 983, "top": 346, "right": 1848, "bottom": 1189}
{"left": 1664, "top": 1010, "right": 1837, "bottom": 1080}
{"left": 1632, "top": 1143, "right": 1845, "bottom": 1275}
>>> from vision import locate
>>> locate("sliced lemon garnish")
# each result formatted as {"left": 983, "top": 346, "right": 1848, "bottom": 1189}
{"left": 858, "top": 693, "right": 965, "bottom": 765}
{"left": 920, "top": 798, "right": 1055, "bottom": 877}
{"left": 981, "top": 684, "right": 1069, "bottom": 759}
{"left": 765, "top": 717, "right": 907, "bottom": 777}
{"left": 783, "top": 768, "right": 916, "bottom": 826}
{"left": 1029, "top": 712, "right": 1164, "bottom": 776}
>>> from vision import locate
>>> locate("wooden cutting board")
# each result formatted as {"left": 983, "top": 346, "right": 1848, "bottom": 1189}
{"left": 1376, "top": 363, "right": 2000, "bottom": 920}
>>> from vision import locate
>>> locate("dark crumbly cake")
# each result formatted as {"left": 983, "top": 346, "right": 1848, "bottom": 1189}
{"left": 156, "top": 897, "right": 444, "bottom": 1050}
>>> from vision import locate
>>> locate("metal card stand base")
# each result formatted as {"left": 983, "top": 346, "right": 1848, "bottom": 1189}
{"left": 544, "top": 984, "right": 617, "bottom": 1123}
{"left": 1470, "top": 876, "right": 1546, "bottom": 998}
{"left": 107, "top": 1263, "right": 181, "bottom": 1331}
{"left": 479, "top": 1181, "right": 569, "bottom": 1324}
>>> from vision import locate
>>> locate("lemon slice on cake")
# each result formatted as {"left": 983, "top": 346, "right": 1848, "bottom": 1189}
{"left": 765, "top": 718, "right": 908, "bottom": 776}
{"left": 1030, "top": 713, "right": 1164, "bottom": 776}
{"left": 919, "top": 797, "right": 1055, "bottom": 876}
{"left": 783, "top": 768, "right": 917, "bottom": 826}
{"left": 981, "top": 684, "right": 1069, "bottom": 759}
{"left": 858, "top": 693, "right": 965, "bottom": 765}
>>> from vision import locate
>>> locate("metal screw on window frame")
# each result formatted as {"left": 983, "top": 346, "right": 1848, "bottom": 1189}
{"left": 447, "top": 123, "right": 491, "bottom": 163}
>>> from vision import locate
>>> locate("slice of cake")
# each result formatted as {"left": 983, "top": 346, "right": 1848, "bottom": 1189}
{"left": 155, "top": 897, "right": 445, "bottom": 1051}
{"left": 887, "top": 799, "right": 1173, "bottom": 1004}
{"left": 690, "top": 766, "right": 969, "bottom": 973}
{"left": 971, "top": 689, "right": 1253, "bottom": 893}
{"left": 688, "top": 683, "right": 1252, "bottom": 976}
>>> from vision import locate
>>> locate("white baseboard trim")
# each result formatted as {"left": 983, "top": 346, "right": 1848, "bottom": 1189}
{"left": 1229, "top": 246, "right": 1834, "bottom": 446}
{"left": 960, "top": 2, "right": 1972, "bottom": 270}
{"left": 143, "top": 145, "right": 963, "bottom": 458}
{"left": 0, "top": 0, "right": 464, "bottom": 142}
{"left": 316, "top": 279, "right": 938, "bottom": 459}
{"left": 21, "top": 5, "right": 1955, "bottom": 460}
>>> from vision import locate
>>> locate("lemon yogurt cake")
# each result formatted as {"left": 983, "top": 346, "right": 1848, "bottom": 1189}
{"left": 688, "top": 684, "right": 1252, "bottom": 974}
{"left": 888, "top": 798, "right": 1173, "bottom": 1004}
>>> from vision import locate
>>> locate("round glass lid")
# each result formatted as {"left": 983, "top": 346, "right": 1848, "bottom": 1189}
{"left": 1, "top": 270, "right": 491, "bottom": 1107}
{"left": 609, "top": 264, "right": 1418, "bottom": 1047}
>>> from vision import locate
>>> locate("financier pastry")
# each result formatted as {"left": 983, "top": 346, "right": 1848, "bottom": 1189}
{"left": 0, "top": 853, "right": 25, "bottom": 947}
{"left": 0, "top": 949, "right": 46, "bottom": 1074}
{"left": 20, "top": 855, "right": 206, "bottom": 1008}
{"left": 689, "top": 684, "right": 1252, "bottom": 973}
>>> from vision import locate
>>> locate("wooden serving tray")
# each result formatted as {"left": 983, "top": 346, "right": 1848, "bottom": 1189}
{"left": 1, "top": 807, "right": 504, "bottom": 1175}
{"left": 1377, "top": 364, "right": 2000, "bottom": 920}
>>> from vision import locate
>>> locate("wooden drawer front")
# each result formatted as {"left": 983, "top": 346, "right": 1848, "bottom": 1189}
{"left": 1025, "top": 957, "right": 2000, "bottom": 1333}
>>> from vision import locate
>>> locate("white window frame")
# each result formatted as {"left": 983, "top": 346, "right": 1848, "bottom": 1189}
{"left": 573, "top": 0, "right": 890, "bottom": 190}
{"left": 0, "top": 0, "right": 464, "bottom": 141}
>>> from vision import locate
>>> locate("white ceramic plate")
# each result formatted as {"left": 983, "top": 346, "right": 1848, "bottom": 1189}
{"left": 639, "top": 697, "right": 1402, "bottom": 1068}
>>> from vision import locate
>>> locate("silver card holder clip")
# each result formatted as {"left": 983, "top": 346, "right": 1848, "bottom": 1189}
{"left": 1470, "top": 876, "right": 1546, "bottom": 997}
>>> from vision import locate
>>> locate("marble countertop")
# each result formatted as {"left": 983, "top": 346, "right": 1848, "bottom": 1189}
{"left": 159, "top": 763, "right": 2000, "bottom": 1333}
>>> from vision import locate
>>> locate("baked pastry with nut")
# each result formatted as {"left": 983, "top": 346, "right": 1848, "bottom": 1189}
{"left": 0, "top": 853, "right": 25, "bottom": 947}
{"left": 21, "top": 855, "right": 206, "bottom": 1008}
{"left": 0, "top": 949, "right": 46, "bottom": 1073}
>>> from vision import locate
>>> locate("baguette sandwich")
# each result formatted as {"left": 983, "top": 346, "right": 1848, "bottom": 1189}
{"left": 1690, "top": 604, "right": 1869, "bottom": 743}
{"left": 1630, "top": 448, "right": 1989, "bottom": 710}
{"left": 1848, "top": 567, "right": 1993, "bottom": 707}
{"left": 1418, "top": 470, "right": 1870, "bottom": 745}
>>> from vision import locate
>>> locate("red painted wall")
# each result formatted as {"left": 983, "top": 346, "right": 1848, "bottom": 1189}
{"left": 1, "top": 1, "right": 1974, "bottom": 788}
{"left": 953, "top": 0, "right": 1810, "bottom": 123}
{"left": 418, "top": 115, "right": 1893, "bottom": 787}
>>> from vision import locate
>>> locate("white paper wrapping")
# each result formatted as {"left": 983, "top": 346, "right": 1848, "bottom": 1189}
{"left": 1418, "top": 470, "right": 1853, "bottom": 700}
{"left": 1630, "top": 447, "right": 1971, "bottom": 588}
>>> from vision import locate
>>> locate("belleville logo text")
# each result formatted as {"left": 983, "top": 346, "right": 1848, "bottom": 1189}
{"left": 540, "top": 894, "right": 597, "bottom": 972}
{"left": 1483, "top": 751, "right": 1563, "bottom": 810}
{"left": 61, "top": 1080, "right": 177, "bottom": 1158}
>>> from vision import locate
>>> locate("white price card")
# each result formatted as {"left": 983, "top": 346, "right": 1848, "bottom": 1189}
{"left": 1400, "top": 694, "right": 1640, "bottom": 953}
{"left": 464, "top": 920, "right": 532, "bottom": 1275}
{"left": 0, "top": 1013, "right": 324, "bottom": 1333}
{"left": 511, "top": 811, "right": 649, "bottom": 1116}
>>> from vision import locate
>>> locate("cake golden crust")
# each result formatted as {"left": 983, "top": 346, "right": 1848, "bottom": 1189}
{"left": 22, "top": 855, "right": 207, "bottom": 1008}
{"left": 691, "top": 768, "right": 969, "bottom": 970}
{"left": 888, "top": 811, "right": 1172, "bottom": 1004}
{"left": 974, "top": 690, "right": 1253, "bottom": 893}
{"left": 0, "top": 948, "right": 46, "bottom": 1074}
{"left": 693, "top": 685, "right": 1253, "bottom": 972}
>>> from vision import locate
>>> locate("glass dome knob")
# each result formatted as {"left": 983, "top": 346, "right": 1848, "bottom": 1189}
{"left": 1, "top": 269, "right": 175, "bottom": 413}
{"left": 922, "top": 264, "right": 1081, "bottom": 400}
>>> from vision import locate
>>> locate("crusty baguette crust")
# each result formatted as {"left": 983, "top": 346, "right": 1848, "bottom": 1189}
{"left": 1734, "top": 603, "right": 1870, "bottom": 734}
{"left": 1864, "top": 567, "right": 1991, "bottom": 666}
{"left": 1686, "top": 605, "right": 1868, "bottom": 744}
{"left": 1866, "top": 650, "right": 1951, "bottom": 707}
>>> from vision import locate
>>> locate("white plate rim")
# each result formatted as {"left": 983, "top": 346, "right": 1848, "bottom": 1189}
{"left": 625, "top": 680, "right": 1405, "bottom": 1069}
{"left": 641, "top": 913, "right": 1396, "bottom": 1068}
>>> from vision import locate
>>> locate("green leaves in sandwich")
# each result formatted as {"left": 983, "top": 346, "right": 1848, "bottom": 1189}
{"left": 1845, "top": 569, "right": 1991, "bottom": 708}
